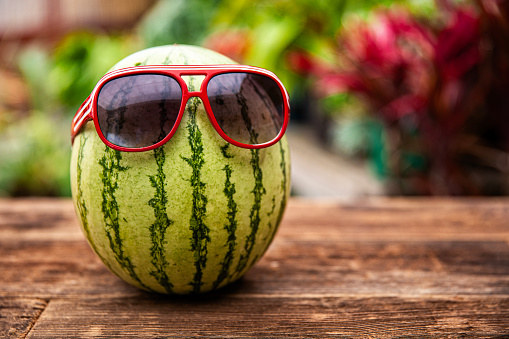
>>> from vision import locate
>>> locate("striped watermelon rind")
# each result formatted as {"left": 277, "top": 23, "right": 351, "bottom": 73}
{"left": 70, "top": 45, "right": 290, "bottom": 294}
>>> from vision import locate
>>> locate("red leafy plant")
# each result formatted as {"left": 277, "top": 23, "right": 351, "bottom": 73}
{"left": 293, "top": 0, "right": 509, "bottom": 195}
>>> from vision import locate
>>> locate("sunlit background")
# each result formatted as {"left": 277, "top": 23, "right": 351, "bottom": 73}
{"left": 1, "top": 0, "right": 508, "bottom": 198}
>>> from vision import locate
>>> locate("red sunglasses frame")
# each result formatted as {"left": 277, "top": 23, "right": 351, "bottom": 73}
{"left": 71, "top": 64, "right": 290, "bottom": 151}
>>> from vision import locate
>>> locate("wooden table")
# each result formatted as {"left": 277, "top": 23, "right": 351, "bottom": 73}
{"left": 1, "top": 198, "right": 508, "bottom": 338}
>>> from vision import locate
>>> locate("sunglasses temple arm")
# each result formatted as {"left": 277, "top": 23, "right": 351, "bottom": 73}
{"left": 71, "top": 96, "right": 93, "bottom": 145}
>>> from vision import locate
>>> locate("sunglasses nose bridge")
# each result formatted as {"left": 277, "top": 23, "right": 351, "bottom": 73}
{"left": 187, "top": 89, "right": 204, "bottom": 96}
{"left": 180, "top": 74, "right": 206, "bottom": 93}
{"left": 183, "top": 90, "right": 208, "bottom": 104}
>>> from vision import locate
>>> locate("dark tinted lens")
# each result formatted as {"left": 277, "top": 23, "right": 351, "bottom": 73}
{"left": 207, "top": 72, "right": 285, "bottom": 145}
{"left": 97, "top": 74, "right": 182, "bottom": 148}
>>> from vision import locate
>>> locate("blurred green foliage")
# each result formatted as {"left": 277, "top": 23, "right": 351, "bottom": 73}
{"left": 0, "top": 111, "right": 70, "bottom": 196}
{"left": 51, "top": 33, "right": 141, "bottom": 109}
{"left": 0, "top": 33, "right": 139, "bottom": 196}
{"left": 139, "top": 0, "right": 222, "bottom": 47}
{"left": 0, "top": 0, "right": 434, "bottom": 196}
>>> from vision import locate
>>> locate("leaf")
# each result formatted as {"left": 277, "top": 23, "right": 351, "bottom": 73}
{"left": 246, "top": 16, "right": 304, "bottom": 70}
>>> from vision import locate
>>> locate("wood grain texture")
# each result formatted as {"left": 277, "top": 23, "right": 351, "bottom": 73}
{"left": 1, "top": 198, "right": 509, "bottom": 338}
{"left": 0, "top": 298, "right": 47, "bottom": 339}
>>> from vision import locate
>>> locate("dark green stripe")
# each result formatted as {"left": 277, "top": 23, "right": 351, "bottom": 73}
{"left": 277, "top": 142, "right": 288, "bottom": 225}
{"left": 212, "top": 162, "right": 238, "bottom": 290}
{"left": 266, "top": 142, "right": 288, "bottom": 246}
{"left": 76, "top": 135, "right": 91, "bottom": 240}
{"left": 235, "top": 148, "right": 265, "bottom": 274}
{"left": 233, "top": 89, "right": 266, "bottom": 274}
{"left": 147, "top": 77, "right": 177, "bottom": 292}
{"left": 220, "top": 143, "right": 234, "bottom": 159}
{"left": 75, "top": 134, "right": 114, "bottom": 270}
{"left": 99, "top": 146, "right": 151, "bottom": 290}
{"left": 148, "top": 145, "right": 174, "bottom": 293}
{"left": 267, "top": 195, "right": 276, "bottom": 218}
{"left": 181, "top": 95, "right": 210, "bottom": 293}
{"left": 247, "top": 74, "right": 289, "bottom": 231}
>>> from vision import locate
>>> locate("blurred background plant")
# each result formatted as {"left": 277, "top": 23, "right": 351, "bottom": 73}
{"left": 0, "top": 0, "right": 508, "bottom": 196}
{"left": 292, "top": 0, "right": 509, "bottom": 195}
{"left": 0, "top": 32, "right": 140, "bottom": 196}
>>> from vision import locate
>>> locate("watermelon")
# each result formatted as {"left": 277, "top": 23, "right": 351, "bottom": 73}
{"left": 70, "top": 45, "right": 291, "bottom": 294}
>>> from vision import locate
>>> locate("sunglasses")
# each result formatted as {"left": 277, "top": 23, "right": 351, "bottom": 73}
{"left": 71, "top": 64, "right": 291, "bottom": 151}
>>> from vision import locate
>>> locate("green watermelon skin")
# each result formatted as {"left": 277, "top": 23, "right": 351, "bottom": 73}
{"left": 70, "top": 45, "right": 291, "bottom": 294}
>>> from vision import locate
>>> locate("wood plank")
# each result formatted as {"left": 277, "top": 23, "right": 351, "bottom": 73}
{"left": 279, "top": 198, "right": 509, "bottom": 242}
{"left": 0, "top": 240, "right": 139, "bottom": 297}
{"left": 0, "top": 298, "right": 47, "bottom": 339}
{"left": 26, "top": 295, "right": 509, "bottom": 338}
{"left": 245, "top": 239, "right": 509, "bottom": 296}
{"left": 0, "top": 199, "right": 81, "bottom": 242}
